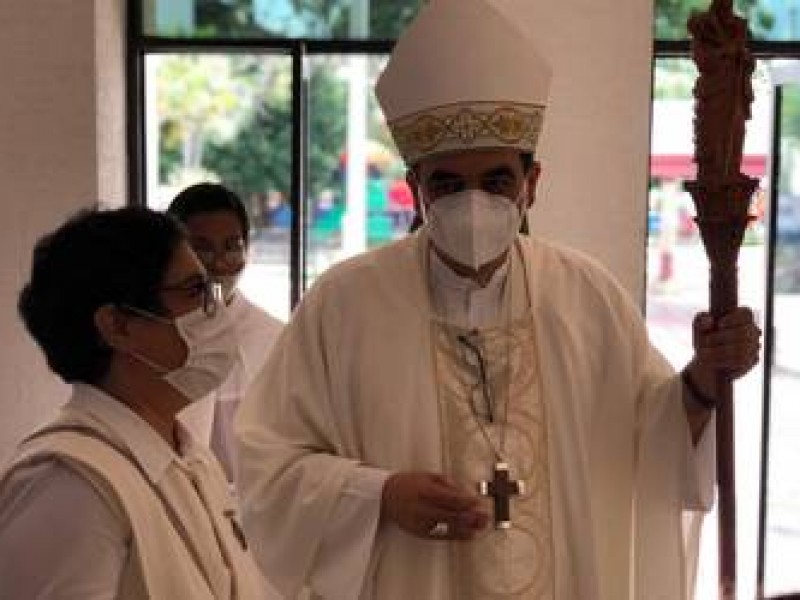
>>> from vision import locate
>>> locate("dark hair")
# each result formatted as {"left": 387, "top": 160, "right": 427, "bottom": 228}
{"left": 18, "top": 207, "right": 186, "bottom": 384}
{"left": 167, "top": 183, "right": 251, "bottom": 245}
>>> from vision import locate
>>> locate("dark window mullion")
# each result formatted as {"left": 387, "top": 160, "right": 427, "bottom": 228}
{"left": 290, "top": 43, "right": 308, "bottom": 309}
{"left": 654, "top": 39, "right": 800, "bottom": 59}
{"left": 757, "top": 83, "right": 782, "bottom": 598}
{"left": 137, "top": 36, "right": 394, "bottom": 54}
{"left": 127, "top": 0, "right": 146, "bottom": 205}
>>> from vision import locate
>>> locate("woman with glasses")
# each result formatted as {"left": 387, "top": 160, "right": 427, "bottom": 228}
{"left": 168, "top": 183, "right": 283, "bottom": 483}
{"left": 0, "top": 207, "right": 275, "bottom": 599}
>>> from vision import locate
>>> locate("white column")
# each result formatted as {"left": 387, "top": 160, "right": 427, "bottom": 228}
{"left": 0, "top": 0, "right": 126, "bottom": 464}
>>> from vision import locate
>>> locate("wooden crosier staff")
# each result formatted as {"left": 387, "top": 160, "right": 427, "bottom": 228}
{"left": 685, "top": 1, "right": 757, "bottom": 598}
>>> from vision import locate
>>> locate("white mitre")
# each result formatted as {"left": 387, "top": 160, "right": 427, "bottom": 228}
{"left": 376, "top": 0, "right": 552, "bottom": 166}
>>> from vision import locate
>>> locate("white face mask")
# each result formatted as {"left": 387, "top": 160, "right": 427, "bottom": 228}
{"left": 425, "top": 189, "right": 524, "bottom": 269}
{"left": 126, "top": 304, "right": 239, "bottom": 401}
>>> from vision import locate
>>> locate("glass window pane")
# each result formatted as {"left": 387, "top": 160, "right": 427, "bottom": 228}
{"left": 763, "top": 70, "right": 800, "bottom": 598}
{"left": 305, "top": 54, "right": 410, "bottom": 287}
{"left": 655, "top": 0, "right": 800, "bottom": 42}
{"left": 144, "top": 53, "right": 292, "bottom": 320}
{"left": 143, "top": 0, "right": 424, "bottom": 40}
{"left": 646, "top": 57, "right": 770, "bottom": 598}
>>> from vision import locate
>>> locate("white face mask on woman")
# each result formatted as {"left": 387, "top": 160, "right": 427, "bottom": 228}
{"left": 425, "top": 189, "right": 524, "bottom": 269}
{"left": 125, "top": 304, "right": 239, "bottom": 401}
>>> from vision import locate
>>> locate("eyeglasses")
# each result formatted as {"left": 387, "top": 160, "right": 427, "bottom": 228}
{"left": 159, "top": 276, "right": 223, "bottom": 317}
{"left": 457, "top": 332, "right": 495, "bottom": 423}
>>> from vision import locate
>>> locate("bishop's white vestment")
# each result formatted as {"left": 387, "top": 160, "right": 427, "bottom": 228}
{"left": 235, "top": 231, "right": 715, "bottom": 600}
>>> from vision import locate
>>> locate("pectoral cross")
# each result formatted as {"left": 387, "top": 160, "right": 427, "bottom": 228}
{"left": 479, "top": 462, "right": 525, "bottom": 529}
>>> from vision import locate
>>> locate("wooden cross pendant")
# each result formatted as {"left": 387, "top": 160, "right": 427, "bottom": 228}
{"left": 479, "top": 462, "right": 525, "bottom": 529}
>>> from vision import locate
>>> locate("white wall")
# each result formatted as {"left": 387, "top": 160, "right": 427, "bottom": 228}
{"left": 504, "top": 0, "right": 654, "bottom": 300}
{"left": 0, "top": 0, "right": 125, "bottom": 464}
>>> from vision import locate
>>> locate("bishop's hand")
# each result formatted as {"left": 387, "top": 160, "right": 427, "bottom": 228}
{"left": 685, "top": 307, "right": 762, "bottom": 405}
{"left": 381, "top": 471, "right": 489, "bottom": 541}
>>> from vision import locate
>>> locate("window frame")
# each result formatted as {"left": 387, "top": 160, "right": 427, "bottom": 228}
{"left": 127, "top": 0, "right": 396, "bottom": 307}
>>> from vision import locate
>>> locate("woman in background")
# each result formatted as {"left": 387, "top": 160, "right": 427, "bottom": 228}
{"left": 168, "top": 183, "right": 283, "bottom": 482}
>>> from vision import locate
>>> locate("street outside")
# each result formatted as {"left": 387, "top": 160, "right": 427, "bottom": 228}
{"left": 648, "top": 241, "right": 800, "bottom": 598}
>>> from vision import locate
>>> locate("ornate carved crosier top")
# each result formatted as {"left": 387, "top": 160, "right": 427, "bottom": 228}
{"left": 687, "top": 0, "right": 755, "bottom": 184}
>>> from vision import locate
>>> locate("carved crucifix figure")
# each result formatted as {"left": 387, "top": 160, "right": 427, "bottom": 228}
{"left": 479, "top": 462, "right": 525, "bottom": 529}
{"left": 688, "top": 0, "right": 755, "bottom": 183}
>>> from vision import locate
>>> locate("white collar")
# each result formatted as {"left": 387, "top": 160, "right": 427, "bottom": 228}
{"left": 67, "top": 384, "right": 203, "bottom": 484}
{"left": 428, "top": 246, "right": 510, "bottom": 295}
{"left": 427, "top": 245, "right": 511, "bottom": 328}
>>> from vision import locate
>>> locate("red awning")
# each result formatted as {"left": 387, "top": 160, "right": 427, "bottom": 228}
{"left": 650, "top": 154, "right": 767, "bottom": 180}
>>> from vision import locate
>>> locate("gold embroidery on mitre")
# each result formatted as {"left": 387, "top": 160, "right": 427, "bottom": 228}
{"left": 390, "top": 102, "right": 545, "bottom": 165}
{"left": 489, "top": 107, "right": 536, "bottom": 144}
{"left": 449, "top": 109, "right": 487, "bottom": 144}
{"left": 408, "top": 114, "right": 448, "bottom": 153}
